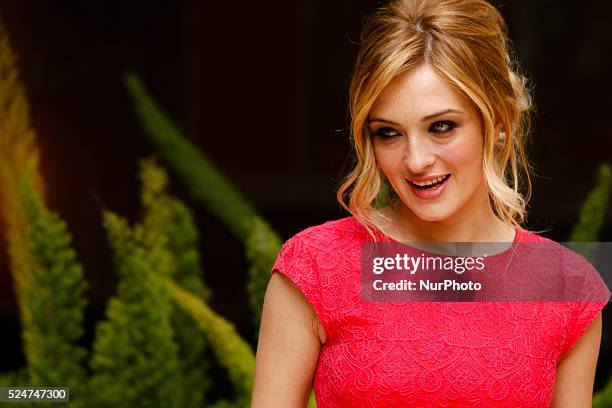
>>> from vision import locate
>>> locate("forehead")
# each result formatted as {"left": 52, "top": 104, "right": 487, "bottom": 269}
{"left": 370, "top": 63, "right": 474, "bottom": 121}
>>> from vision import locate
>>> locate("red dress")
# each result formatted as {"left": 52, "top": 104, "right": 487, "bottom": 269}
{"left": 271, "top": 216, "right": 610, "bottom": 407}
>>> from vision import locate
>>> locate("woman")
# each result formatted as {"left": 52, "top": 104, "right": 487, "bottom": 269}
{"left": 252, "top": 0, "right": 609, "bottom": 406}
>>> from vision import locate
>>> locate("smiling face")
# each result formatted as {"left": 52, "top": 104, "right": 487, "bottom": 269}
{"left": 370, "top": 62, "right": 490, "bottom": 224}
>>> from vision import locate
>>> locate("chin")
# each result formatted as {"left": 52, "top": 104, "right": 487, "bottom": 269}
{"left": 409, "top": 207, "right": 454, "bottom": 223}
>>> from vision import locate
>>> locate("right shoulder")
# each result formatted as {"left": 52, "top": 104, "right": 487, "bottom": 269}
{"left": 284, "top": 215, "right": 368, "bottom": 248}
{"left": 274, "top": 217, "right": 363, "bottom": 273}
{"left": 271, "top": 217, "right": 365, "bottom": 340}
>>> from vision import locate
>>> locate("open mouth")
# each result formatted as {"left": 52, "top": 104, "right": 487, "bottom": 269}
{"left": 408, "top": 174, "right": 451, "bottom": 190}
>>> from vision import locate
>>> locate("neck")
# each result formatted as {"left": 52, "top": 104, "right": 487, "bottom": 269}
{"left": 386, "top": 200, "right": 515, "bottom": 243}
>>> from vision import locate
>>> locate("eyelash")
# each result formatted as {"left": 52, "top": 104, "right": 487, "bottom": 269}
{"left": 373, "top": 127, "right": 400, "bottom": 139}
{"left": 373, "top": 120, "right": 457, "bottom": 139}
{"left": 429, "top": 120, "right": 457, "bottom": 134}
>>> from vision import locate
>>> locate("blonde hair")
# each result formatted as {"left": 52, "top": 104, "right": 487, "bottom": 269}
{"left": 336, "top": 0, "right": 533, "bottom": 238}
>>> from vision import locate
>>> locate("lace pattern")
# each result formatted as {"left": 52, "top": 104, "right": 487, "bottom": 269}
{"left": 271, "top": 217, "right": 610, "bottom": 407}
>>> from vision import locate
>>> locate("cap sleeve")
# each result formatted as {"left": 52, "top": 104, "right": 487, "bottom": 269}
{"left": 560, "top": 301, "right": 608, "bottom": 357}
{"left": 271, "top": 236, "right": 327, "bottom": 331}
{"left": 559, "top": 252, "right": 611, "bottom": 356}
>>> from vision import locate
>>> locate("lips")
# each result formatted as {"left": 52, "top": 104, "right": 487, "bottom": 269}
{"left": 408, "top": 174, "right": 451, "bottom": 189}
{"left": 406, "top": 174, "right": 451, "bottom": 200}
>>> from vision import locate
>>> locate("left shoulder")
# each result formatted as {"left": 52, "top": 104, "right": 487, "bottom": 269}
{"left": 515, "top": 228, "right": 581, "bottom": 263}
{"left": 518, "top": 229, "right": 611, "bottom": 302}
{"left": 516, "top": 228, "right": 590, "bottom": 269}
{"left": 515, "top": 228, "right": 555, "bottom": 243}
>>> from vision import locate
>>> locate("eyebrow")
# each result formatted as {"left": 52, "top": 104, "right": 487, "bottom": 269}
{"left": 368, "top": 109, "right": 464, "bottom": 125}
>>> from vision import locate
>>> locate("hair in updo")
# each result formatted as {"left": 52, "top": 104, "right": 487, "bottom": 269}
{"left": 336, "top": 0, "right": 533, "bottom": 237}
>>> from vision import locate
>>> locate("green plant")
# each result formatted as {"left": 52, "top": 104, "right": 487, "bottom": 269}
{"left": 18, "top": 164, "right": 88, "bottom": 404}
{"left": 166, "top": 280, "right": 255, "bottom": 408}
{"left": 123, "top": 73, "right": 283, "bottom": 329}
{"left": 142, "top": 160, "right": 214, "bottom": 408}
{"left": 90, "top": 209, "right": 184, "bottom": 407}
{"left": 569, "top": 163, "right": 611, "bottom": 242}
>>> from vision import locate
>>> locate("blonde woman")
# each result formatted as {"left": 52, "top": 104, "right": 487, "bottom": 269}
{"left": 252, "top": 0, "right": 609, "bottom": 406}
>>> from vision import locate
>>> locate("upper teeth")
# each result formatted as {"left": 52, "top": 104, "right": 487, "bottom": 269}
{"left": 411, "top": 176, "right": 447, "bottom": 186}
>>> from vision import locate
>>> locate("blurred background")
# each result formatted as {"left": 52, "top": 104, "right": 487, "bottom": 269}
{"left": 0, "top": 0, "right": 611, "bottom": 394}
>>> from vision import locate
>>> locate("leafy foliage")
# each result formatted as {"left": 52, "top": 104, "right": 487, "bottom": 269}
{"left": 165, "top": 279, "right": 255, "bottom": 407}
{"left": 18, "top": 167, "right": 88, "bottom": 401}
{"left": 90, "top": 211, "right": 184, "bottom": 407}
{"left": 245, "top": 217, "right": 282, "bottom": 332}
{"left": 569, "top": 163, "right": 611, "bottom": 242}
{"left": 594, "top": 376, "right": 612, "bottom": 408}
{"left": 124, "top": 73, "right": 284, "bottom": 328}
{"left": 0, "top": 21, "right": 46, "bottom": 380}
{"left": 123, "top": 73, "right": 259, "bottom": 242}
{"left": 139, "top": 159, "right": 213, "bottom": 407}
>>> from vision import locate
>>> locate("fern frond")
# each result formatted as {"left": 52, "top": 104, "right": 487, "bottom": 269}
{"left": 165, "top": 279, "right": 254, "bottom": 407}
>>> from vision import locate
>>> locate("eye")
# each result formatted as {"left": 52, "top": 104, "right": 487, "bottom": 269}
{"left": 429, "top": 120, "right": 457, "bottom": 134}
{"left": 373, "top": 127, "right": 401, "bottom": 139}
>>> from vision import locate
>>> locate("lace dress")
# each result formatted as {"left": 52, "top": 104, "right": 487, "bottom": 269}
{"left": 271, "top": 216, "right": 610, "bottom": 407}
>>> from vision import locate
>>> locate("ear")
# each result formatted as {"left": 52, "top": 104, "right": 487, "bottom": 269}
{"left": 493, "top": 123, "right": 506, "bottom": 145}
{"left": 493, "top": 123, "right": 503, "bottom": 141}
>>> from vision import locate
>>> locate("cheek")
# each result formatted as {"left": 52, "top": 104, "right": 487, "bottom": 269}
{"left": 443, "top": 136, "right": 483, "bottom": 176}
{"left": 373, "top": 144, "right": 398, "bottom": 176}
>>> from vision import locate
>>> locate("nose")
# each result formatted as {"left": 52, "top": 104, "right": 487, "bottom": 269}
{"left": 403, "top": 136, "right": 435, "bottom": 174}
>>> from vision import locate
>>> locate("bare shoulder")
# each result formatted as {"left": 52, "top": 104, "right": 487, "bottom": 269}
{"left": 267, "top": 271, "right": 326, "bottom": 344}
{"left": 251, "top": 271, "right": 323, "bottom": 406}
{"left": 270, "top": 215, "right": 362, "bottom": 345}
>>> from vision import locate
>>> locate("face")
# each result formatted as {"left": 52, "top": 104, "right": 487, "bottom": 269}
{"left": 369, "top": 62, "right": 489, "bottom": 224}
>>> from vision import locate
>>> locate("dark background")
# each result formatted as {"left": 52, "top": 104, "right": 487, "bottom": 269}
{"left": 0, "top": 0, "right": 611, "bottom": 393}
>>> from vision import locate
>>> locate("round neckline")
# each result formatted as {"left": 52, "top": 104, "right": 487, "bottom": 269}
{"left": 354, "top": 216, "right": 524, "bottom": 258}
